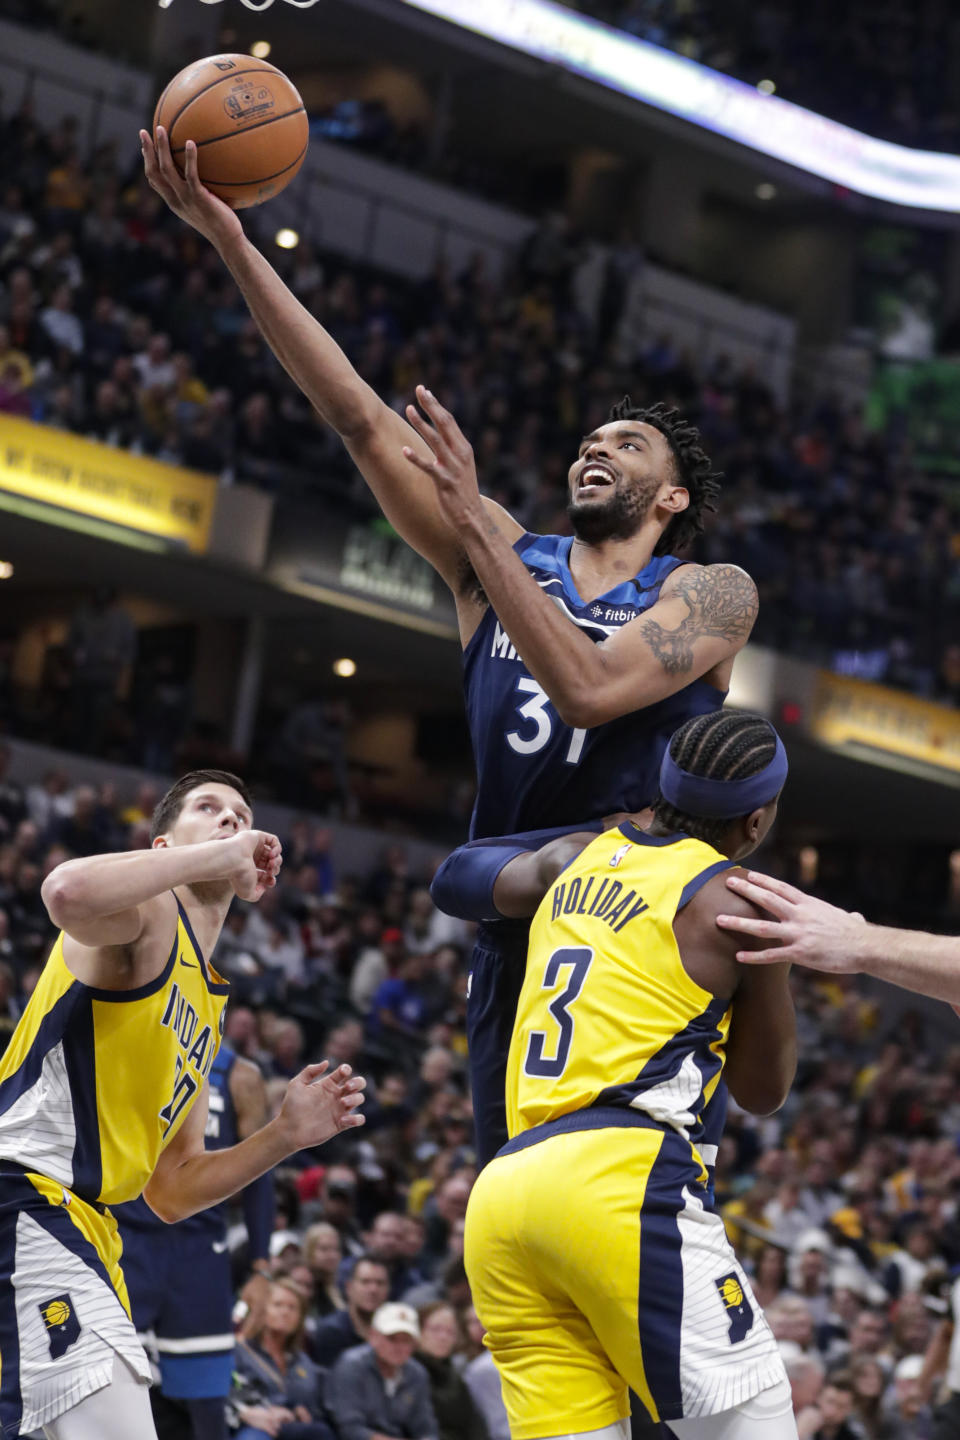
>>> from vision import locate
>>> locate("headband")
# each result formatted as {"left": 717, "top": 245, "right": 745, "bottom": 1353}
{"left": 659, "top": 732, "right": 788, "bottom": 820}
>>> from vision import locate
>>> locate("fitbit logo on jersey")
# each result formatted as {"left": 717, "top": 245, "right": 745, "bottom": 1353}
{"left": 590, "top": 604, "right": 634, "bottom": 622}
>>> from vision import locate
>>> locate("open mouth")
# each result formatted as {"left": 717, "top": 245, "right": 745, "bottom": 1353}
{"left": 577, "top": 462, "right": 618, "bottom": 497}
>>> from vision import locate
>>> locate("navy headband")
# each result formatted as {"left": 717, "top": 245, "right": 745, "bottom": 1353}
{"left": 658, "top": 732, "right": 788, "bottom": 820}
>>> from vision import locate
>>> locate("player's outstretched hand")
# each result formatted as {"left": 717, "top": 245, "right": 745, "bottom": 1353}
{"left": 716, "top": 871, "right": 866, "bottom": 971}
{"left": 226, "top": 829, "right": 283, "bottom": 903}
{"left": 402, "top": 385, "right": 483, "bottom": 529}
{"left": 277, "top": 1061, "right": 366, "bottom": 1151}
{"left": 140, "top": 126, "right": 243, "bottom": 251}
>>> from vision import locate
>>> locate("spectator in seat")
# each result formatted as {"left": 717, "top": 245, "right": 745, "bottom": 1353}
{"left": 233, "top": 1278, "right": 334, "bottom": 1440}
{"left": 415, "top": 1302, "right": 487, "bottom": 1440}
{"left": 302, "top": 1222, "right": 344, "bottom": 1319}
{"left": 801, "top": 1370, "right": 866, "bottom": 1440}
{"left": 311, "top": 1256, "right": 390, "bottom": 1368}
{"left": 327, "top": 1302, "right": 438, "bottom": 1440}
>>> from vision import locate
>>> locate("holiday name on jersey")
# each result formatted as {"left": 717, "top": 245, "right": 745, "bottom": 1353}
{"left": 548, "top": 875, "right": 649, "bottom": 933}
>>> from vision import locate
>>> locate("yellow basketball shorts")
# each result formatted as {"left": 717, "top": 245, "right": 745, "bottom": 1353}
{"left": 0, "top": 1162, "right": 150, "bottom": 1435}
{"left": 464, "top": 1110, "right": 785, "bottom": 1440}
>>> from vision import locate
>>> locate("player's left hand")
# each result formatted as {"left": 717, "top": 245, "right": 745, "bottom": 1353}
{"left": 276, "top": 1061, "right": 366, "bottom": 1152}
{"left": 402, "top": 385, "right": 483, "bottom": 528}
{"left": 716, "top": 871, "right": 866, "bottom": 970}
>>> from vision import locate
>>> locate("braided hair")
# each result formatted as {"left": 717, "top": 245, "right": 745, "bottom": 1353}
{"left": 652, "top": 711, "right": 778, "bottom": 850}
{"left": 608, "top": 397, "right": 722, "bottom": 555}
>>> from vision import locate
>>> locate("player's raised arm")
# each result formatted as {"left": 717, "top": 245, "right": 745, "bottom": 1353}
{"left": 41, "top": 829, "right": 280, "bottom": 950}
{"left": 404, "top": 388, "right": 755, "bottom": 726}
{"left": 140, "top": 129, "right": 521, "bottom": 603}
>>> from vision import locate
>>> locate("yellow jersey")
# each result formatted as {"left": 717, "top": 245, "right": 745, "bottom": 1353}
{"left": 506, "top": 823, "right": 734, "bottom": 1153}
{"left": 0, "top": 899, "right": 228, "bottom": 1207}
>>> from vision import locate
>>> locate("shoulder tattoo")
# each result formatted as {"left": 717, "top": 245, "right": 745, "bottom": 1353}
{"left": 639, "top": 565, "right": 758, "bottom": 676}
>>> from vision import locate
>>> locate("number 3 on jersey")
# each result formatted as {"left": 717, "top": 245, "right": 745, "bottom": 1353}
{"left": 523, "top": 946, "right": 593, "bottom": 1079}
{"left": 506, "top": 676, "right": 587, "bottom": 765}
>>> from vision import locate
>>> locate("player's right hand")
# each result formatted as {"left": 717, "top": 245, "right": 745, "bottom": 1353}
{"left": 277, "top": 1061, "right": 366, "bottom": 1151}
{"left": 226, "top": 830, "right": 283, "bottom": 902}
{"left": 717, "top": 871, "right": 866, "bottom": 970}
{"left": 140, "top": 126, "right": 243, "bottom": 250}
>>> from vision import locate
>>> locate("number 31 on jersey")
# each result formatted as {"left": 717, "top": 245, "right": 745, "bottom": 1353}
{"left": 507, "top": 677, "right": 587, "bottom": 765}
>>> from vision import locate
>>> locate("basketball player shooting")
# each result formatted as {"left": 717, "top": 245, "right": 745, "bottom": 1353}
{"left": 141, "top": 127, "right": 758, "bottom": 1168}
{"left": 0, "top": 770, "right": 365, "bottom": 1440}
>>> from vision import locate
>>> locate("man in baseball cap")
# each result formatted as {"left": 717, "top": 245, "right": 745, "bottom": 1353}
{"left": 327, "top": 1301, "right": 438, "bottom": 1439}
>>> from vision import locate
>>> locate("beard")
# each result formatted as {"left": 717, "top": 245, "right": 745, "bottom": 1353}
{"left": 567, "top": 481, "right": 656, "bottom": 543}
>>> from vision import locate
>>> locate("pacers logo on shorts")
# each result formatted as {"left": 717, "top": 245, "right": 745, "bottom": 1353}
{"left": 38, "top": 1294, "right": 81, "bottom": 1359}
{"left": 713, "top": 1273, "right": 754, "bottom": 1344}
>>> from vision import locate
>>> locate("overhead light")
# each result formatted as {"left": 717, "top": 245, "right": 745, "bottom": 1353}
{"left": 333, "top": 657, "right": 356, "bottom": 678}
{"left": 275, "top": 228, "right": 299, "bottom": 250}
{"left": 757, "top": 78, "right": 776, "bottom": 95}
{"left": 250, "top": 40, "right": 272, "bottom": 59}
{"left": 755, "top": 182, "right": 777, "bottom": 200}
{"left": 0, "top": 561, "right": 12, "bottom": 580}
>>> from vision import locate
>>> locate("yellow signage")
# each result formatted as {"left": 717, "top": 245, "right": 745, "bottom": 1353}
{"left": 812, "top": 671, "right": 960, "bottom": 777}
{"left": 0, "top": 415, "right": 216, "bottom": 553}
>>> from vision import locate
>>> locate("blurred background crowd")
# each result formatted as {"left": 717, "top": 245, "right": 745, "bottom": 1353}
{"left": 0, "top": 0, "right": 957, "bottom": 1437}
{"left": 0, "top": 98, "right": 955, "bottom": 729}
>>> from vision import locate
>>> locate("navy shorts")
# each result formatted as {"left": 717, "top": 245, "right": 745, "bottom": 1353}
{"left": 119, "top": 1220, "right": 235, "bottom": 1400}
{"left": 467, "top": 920, "right": 531, "bottom": 1168}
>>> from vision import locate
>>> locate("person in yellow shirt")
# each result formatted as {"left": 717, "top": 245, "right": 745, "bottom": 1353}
{"left": 442, "top": 711, "right": 799, "bottom": 1440}
{"left": 0, "top": 768, "right": 365, "bottom": 1440}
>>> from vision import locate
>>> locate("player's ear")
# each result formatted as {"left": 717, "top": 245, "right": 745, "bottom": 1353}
{"left": 659, "top": 483, "right": 689, "bottom": 514}
{"left": 745, "top": 807, "right": 766, "bottom": 844}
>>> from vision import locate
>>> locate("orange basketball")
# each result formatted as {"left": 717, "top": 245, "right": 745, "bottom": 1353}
{"left": 154, "top": 54, "right": 309, "bottom": 210}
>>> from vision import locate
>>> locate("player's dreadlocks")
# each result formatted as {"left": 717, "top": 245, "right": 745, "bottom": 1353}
{"left": 651, "top": 711, "right": 777, "bottom": 850}
{"left": 607, "top": 397, "right": 722, "bottom": 555}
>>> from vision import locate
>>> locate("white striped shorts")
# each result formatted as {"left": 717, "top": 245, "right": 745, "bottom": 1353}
{"left": 0, "top": 1164, "right": 150, "bottom": 1435}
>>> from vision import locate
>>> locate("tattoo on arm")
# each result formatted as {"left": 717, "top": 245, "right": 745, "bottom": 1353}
{"left": 639, "top": 565, "right": 759, "bottom": 676}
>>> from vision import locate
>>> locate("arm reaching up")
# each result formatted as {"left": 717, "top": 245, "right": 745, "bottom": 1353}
{"left": 139, "top": 128, "right": 521, "bottom": 626}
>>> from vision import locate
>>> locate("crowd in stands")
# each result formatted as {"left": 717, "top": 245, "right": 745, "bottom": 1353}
{"left": 569, "top": 0, "right": 960, "bottom": 152}
{"left": 0, "top": 755, "right": 960, "bottom": 1439}
{"left": 0, "top": 103, "right": 956, "bottom": 710}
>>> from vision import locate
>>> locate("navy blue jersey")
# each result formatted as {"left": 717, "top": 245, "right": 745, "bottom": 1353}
{"left": 116, "top": 1044, "right": 238, "bottom": 1240}
{"left": 463, "top": 534, "right": 725, "bottom": 839}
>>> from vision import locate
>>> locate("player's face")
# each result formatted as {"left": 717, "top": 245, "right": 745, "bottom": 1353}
{"left": 158, "top": 784, "right": 253, "bottom": 849}
{"left": 567, "top": 421, "right": 687, "bottom": 543}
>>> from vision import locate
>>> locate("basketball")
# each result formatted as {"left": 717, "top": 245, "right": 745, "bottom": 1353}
{"left": 153, "top": 54, "right": 309, "bottom": 210}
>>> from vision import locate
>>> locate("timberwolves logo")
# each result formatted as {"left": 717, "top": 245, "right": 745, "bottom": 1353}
{"left": 714, "top": 1273, "right": 753, "bottom": 1344}
{"left": 39, "top": 1294, "right": 81, "bottom": 1359}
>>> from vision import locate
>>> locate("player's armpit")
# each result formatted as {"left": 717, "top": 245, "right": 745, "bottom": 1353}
{"left": 576, "top": 564, "right": 757, "bottom": 724}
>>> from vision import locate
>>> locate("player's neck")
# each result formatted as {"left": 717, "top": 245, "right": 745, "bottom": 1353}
{"left": 568, "top": 520, "right": 661, "bottom": 597}
{"left": 173, "top": 881, "right": 232, "bottom": 955}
